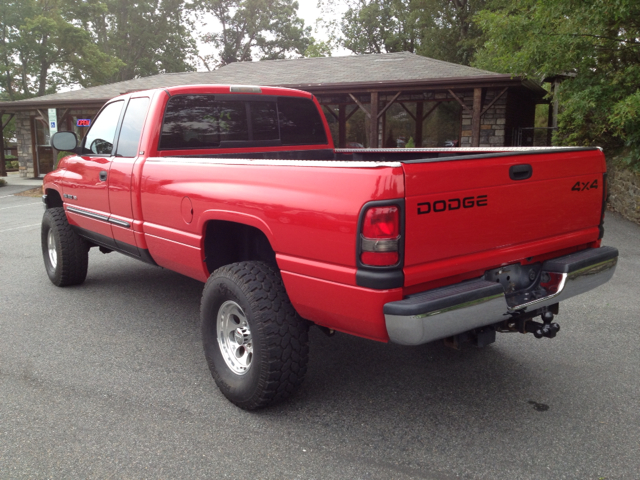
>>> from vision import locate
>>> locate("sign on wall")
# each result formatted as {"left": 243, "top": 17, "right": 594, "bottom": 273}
{"left": 76, "top": 119, "right": 91, "bottom": 127}
{"left": 48, "top": 109, "right": 57, "bottom": 141}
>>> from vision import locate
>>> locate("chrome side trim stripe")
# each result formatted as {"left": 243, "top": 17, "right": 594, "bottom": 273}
{"left": 66, "top": 205, "right": 131, "bottom": 228}
{"left": 109, "top": 218, "right": 132, "bottom": 228}
{"left": 67, "top": 205, "right": 109, "bottom": 222}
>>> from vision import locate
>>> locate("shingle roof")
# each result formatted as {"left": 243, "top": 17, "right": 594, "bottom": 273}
{"left": 1, "top": 52, "right": 514, "bottom": 108}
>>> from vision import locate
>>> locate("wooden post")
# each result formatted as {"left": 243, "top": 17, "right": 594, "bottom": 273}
{"left": 0, "top": 111, "right": 6, "bottom": 177}
{"left": 369, "top": 91, "right": 379, "bottom": 148}
{"left": 552, "top": 79, "right": 560, "bottom": 129}
{"left": 415, "top": 102, "right": 423, "bottom": 148}
{"left": 339, "top": 105, "right": 346, "bottom": 148}
{"left": 472, "top": 88, "right": 482, "bottom": 147}
{"left": 547, "top": 102, "right": 554, "bottom": 146}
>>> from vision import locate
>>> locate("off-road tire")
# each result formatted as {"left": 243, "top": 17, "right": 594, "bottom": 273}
{"left": 41, "top": 207, "right": 89, "bottom": 286}
{"left": 201, "top": 261, "right": 309, "bottom": 410}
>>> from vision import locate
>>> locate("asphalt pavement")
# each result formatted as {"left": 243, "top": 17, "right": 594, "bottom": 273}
{"left": 1, "top": 181, "right": 638, "bottom": 479}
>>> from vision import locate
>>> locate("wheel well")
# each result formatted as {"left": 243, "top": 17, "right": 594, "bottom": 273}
{"left": 203, "top": 220, "right": 277, "bottom": 275}
{"left": 45, "top": 189, "right": 63, "bottom": 208}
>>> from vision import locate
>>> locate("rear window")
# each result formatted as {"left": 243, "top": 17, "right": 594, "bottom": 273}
{"left": 159, "top": 94, "right": 326, "bottom": 150}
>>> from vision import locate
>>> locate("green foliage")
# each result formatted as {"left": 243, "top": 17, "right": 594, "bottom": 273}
{"left": 0, "top": 178, "right": 7, "bottom": 187}
{"left": 405, "top": 136, "right": 415, "bottom": 148}
{"left": 0, "top": 0, "right": 123, "bottom": 99}
{"left": 77, "top": 0, "right": 196, "bottom": 84}
{"left": 194, "top": 0, "right": 311, "bottom": 69}
{"left": 473, "top": 0, "right": 640, "bottom": 168}
{"left": 0, "top": 0, "right": 196, "bottom": 99}
{"left": 305, "top": 39, "right": 333, "bottom": 58}
{"left": 320, "top": 0, "right": 492, "bottom": 65}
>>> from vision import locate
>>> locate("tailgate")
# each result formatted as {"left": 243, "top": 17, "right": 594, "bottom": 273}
{"left": 402, "top": 148, "right": 606, "bottom": 287}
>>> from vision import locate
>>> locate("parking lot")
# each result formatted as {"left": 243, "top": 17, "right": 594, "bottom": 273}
{"left": 1, "top": 180, "right": 639, "bottom": 479}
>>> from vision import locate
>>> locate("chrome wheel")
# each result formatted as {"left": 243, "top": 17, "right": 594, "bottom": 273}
{"left": 47, "top": 229, "right": 58, "bottom": 269}
{"left": 216, "top": 300, "right": 252, "bottom": 375}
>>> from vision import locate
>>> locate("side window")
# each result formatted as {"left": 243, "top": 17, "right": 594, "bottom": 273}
{"left": 83, "top": 101, "right": 124, "bottom": 155}
{"left": 160, "top": 95, "right": 249, "bottom": 149}
{"left": 116, "top": 97, "right": 150, "bottom": 157}
{"left": 277, "top": 97, "right": 327, "bottom": 145}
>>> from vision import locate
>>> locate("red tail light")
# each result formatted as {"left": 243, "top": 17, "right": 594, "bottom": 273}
{"left": 360, "top": 206, "right": 400, "bottom": 266}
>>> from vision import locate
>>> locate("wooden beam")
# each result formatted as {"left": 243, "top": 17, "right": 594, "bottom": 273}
{"left": 552, "top": 79, "right": 560, "bottom": 129}
{"left": 377, "top": 91, "right": 402, "bottom": 119}
{"left": 369, "top": 91, "right": 379, "bottom": 148}
{"left": 472, "top": 87, "right": 483, "bottom": 147}
{"left": 338, "top": 105, "right": 346, "bottom": 148}
{"left": 398, "top": 103, "right": 416, "bottom": 121}
{"left": 0, "top": 111, "right": 6, "bottom": 177}
{"left": 2, "top": 112, "right": 14, "bottom": 129}
{"left": 323, "top": 105, "right": 339, "bottom": 120}
{"left": 480, "top": 87, "right": 508, "bottom": 116}
{"left": 348, "top": 94, "right": 371, "bottom": 119}
{"left": 57, "top": 108, "right": 70, "bottom": 125}
{"left": 35, "top": 109, "right": 49, "bottom": 126}
{"left": 422, "top": 102, "right": 441, "bottom": 121}
{"left": 345, "top": 105, "right": 359, "bottom": 122}
{"left": 415, "top": 102, "right": 423, "bottom": 148}
{"left": 447, "top": 90, "right": 473, "bottom": 114}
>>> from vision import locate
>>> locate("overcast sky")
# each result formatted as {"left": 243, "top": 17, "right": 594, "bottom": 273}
{"left": 194, "top": 1, "right": 349, "bottom": 71}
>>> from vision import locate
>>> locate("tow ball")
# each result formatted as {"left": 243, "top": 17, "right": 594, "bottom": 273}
{"left": 502, "top": 308, "right": 561, "bottom": 339}
{"left": 524, "top": 311, "right": 561, "bottom": 339}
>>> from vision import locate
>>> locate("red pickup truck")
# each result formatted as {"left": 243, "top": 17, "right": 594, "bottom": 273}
{"left": 42, "top": 84, "right": 618, "bottom": 409}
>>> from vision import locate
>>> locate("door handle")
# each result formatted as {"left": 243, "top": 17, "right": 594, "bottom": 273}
{"left": 99, "top": 170, "right": 108, "bottom": 182}
{"left": 509, "top": 164, "right": 532, "bottom": 181}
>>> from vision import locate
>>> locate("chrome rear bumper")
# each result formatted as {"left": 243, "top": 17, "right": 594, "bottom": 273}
{"left": 384, "top": 246, "right": 618, "bottom": 345}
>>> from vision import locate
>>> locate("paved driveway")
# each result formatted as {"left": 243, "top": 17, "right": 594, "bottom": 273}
{"left": 1, "top": 187, "right": 638, "bottom": 479}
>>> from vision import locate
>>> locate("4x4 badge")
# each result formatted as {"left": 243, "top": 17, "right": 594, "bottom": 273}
{"left": 572, "top": 180, "right": 598, "bottom": 192}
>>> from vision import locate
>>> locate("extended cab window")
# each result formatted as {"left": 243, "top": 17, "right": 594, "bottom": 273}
{"left": 159, "top": 94, "right": 327, "bottom": 150}
{"left": 160, "top": 95, "right": 249, "bottom": 149}
{"left": 278, "top": 97, "right": 327, "bottom": 145}
{"left": 116, "top": 97, "right": 150, "bottom": 157}
{"left": 83, "top": 100, "right": 124, "bottom": 155}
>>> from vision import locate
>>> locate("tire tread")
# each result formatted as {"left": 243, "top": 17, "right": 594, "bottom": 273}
{"left": 201, "top": 261, "right": 309, "bottom": 409}
{"left": 42, "top": 207, "right": 89, "bottom": 286}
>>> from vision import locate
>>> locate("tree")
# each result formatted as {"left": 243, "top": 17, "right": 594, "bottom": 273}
{"left": 70, "top": 0, "right": 197, "bottom": 84}
{"left": 0, "top": 0, "right": 122, "bottom": 100}
{"left": 474, "top": 0, "right": 640, "bottom": 167}
{"left": 304, "top": 39, "right": 333, "bottom": 58}
{"left": 319, "top": 0, "right": 490, "bottom": 65}
{"left": 416, "top": 0, "right": 490, "bottom": 66}
{"left": 194, "top": 0, "right": 311, "bottom": 70}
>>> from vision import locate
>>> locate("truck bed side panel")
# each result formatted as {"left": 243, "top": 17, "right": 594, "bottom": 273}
{"left": 139, "top": 158, "right": 404, "bottom": 336}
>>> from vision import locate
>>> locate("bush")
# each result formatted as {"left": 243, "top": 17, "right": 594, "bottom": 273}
{"left": 0, "top": 178, "right": 7, "bottom": 187}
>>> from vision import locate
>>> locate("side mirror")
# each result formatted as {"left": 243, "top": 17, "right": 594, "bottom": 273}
{"left": 51, "top": 131, "right": 78, "bottom": 152}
